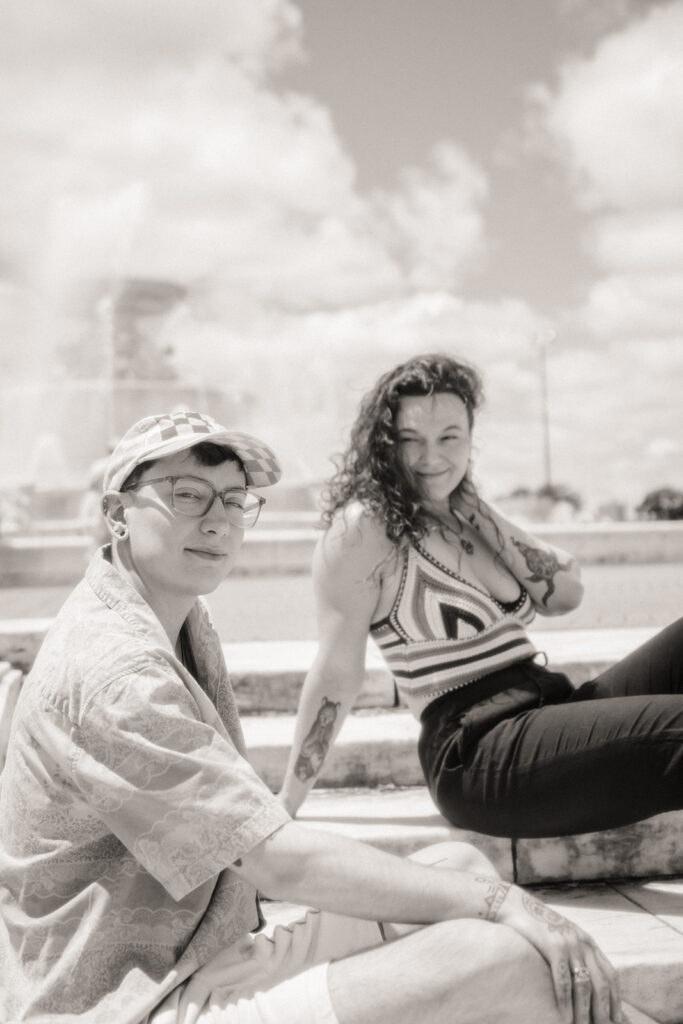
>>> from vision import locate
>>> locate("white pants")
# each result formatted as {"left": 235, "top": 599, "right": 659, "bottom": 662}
{"left": 150, "top": 908, "right": 383, "bottom": 1024}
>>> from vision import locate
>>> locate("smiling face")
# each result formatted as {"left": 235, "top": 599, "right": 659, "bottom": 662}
{"left": 395, "top": 392, "right": 472, "bottom": 509}
{"left": 116, "top": 448, "right": 247, "bottom": 619}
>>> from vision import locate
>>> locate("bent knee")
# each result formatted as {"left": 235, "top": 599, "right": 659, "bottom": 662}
{"left": 430, "top": 921, "right": 560, "bottom": 1020}
{"left": 420, "top": 918, "right": 532, "bottom": 969}
{"left": 429, "top": 919, "right": 553, "bottom": 989}
{"left": 411, "top": 921, "right": 561, "bottom": 1015}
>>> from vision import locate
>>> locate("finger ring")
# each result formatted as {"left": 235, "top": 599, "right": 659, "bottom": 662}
{"left": 572, "top": 966, "right": 591, "bottom": 982}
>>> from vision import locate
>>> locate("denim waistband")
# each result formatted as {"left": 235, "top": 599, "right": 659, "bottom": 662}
{"left": 420, "top": 656, "right": 571, "bottom": 726}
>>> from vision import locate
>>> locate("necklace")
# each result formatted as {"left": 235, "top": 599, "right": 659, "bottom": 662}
{"left": 426, "top": 522, "right": 475, "bottom": 555}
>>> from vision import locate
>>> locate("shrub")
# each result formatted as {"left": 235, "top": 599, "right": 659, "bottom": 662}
{"left": 636, "top": 487, "right": 683, "bottom": 521}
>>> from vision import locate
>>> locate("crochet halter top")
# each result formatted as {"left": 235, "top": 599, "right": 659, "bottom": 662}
{"left": 370, "top": 543, "right": 538, "bottom": 718}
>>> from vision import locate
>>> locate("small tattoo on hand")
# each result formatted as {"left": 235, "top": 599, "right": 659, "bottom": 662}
{"left": 521, "top": 892, "right": 571, "bottom": 934}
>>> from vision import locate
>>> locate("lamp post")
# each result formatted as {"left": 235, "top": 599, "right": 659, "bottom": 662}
{"left": 535, "top": 329, "right": 555, "bottom": 489}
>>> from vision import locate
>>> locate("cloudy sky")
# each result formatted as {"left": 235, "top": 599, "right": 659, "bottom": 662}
{"left": 0, "top": 0, "right": 681, "bottom": 506}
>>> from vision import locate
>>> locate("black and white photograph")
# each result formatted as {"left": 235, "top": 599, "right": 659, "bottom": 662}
{"left": 0, "top": 2, "right": 681, "bottom": 1022}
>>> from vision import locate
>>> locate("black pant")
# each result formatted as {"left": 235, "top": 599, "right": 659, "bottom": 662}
{"left": 418, "top": 617, "right": 683, "bottom": 838}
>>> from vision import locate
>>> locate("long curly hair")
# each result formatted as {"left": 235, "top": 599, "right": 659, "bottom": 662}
{"left": 322, "top": 353, "right": 485, "bottom": 544}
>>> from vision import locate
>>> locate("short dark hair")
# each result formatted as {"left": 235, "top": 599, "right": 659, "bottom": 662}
{"left": 121, "top": 442, "right": 244, "bottom": 491}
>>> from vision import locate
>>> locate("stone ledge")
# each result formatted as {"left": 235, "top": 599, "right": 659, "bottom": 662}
{"left": 245, "top": 708, "right": 421, "bottom": 789}
{"left": 516, "top": 812, "right": 683, "bottom": 884}
{"left": 0, "top": 619, "right": 54, "bottom": 672}
{"left": 299, "top": 787, "right": 514, "bottom": 879}
{"left": 1, "top": 521, "right": 682, "bottom": 585}
{"left": 299, "top": 787, "right": 683, "bottom": 885}
{"left": 0, "top": 621, "right": 659, "bottom": 696}
{"left": 228, "top": 626, "right": 659, "bottom": 709}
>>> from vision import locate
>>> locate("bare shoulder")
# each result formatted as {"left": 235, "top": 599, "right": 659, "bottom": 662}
{"left": 313, "top": 502, "right": 396, "bottom": 599}
{"left": 318, "top": 502, "right": 394, "bottom": 566}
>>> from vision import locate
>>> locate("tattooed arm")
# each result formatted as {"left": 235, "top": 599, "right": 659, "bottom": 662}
{"left": 453, "top": 486, "right": 584, "bottom": 616}
{"left": 232, "top": 824, "right": 619, "bottom": 1020}
{"left": 279, "top": 506, "right": 393, "bottom": 817}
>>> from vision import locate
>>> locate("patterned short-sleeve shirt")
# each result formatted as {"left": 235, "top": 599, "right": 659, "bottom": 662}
{"left": 0, "top": 550, "right": 290, "bottom": 1024}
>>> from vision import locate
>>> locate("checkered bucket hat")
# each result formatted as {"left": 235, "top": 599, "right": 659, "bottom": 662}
{"left": 103, "top": 411, "right": 282, "bottom": 492}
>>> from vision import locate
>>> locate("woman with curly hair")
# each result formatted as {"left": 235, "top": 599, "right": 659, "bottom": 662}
{"left": 279, "top": 353, "right": 683, "bottom": 838}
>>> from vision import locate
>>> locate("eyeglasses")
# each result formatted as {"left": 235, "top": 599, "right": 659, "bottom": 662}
{"left": 125, "top": 476, "right": 266, "bottom": 528}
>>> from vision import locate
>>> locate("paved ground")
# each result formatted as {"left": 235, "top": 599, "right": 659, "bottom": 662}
{"left": 0, "top": 562, "right": 680, "bottom": 641}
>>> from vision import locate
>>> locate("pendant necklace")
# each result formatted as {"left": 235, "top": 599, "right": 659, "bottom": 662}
{"left": 427, "top": 518, "right": 475, "bottom": 555}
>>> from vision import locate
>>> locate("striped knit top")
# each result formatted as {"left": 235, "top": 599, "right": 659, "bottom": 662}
{"left": 370, "top": 543, "right": 538, "bottom": 718}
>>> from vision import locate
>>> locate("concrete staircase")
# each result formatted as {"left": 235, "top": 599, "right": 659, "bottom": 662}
{"left": 223, "top": 625, "right": 683, "bottom": 1021}
{"left": 1, "top": 621, "right": 682, "bottom": 1020}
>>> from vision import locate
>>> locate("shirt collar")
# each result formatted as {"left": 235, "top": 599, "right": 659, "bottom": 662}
{"left": 84, "top": 546, "right": 246, "bottom": 757}
{"left": 85, "top": 546, "right": 180, "bottom": 656}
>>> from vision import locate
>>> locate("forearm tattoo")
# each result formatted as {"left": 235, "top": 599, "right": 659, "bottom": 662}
{"left": 293, "top": 696, "right": 341, "bottom": 782}
{"left": 510, "top": 537, "right": 574, "bottom": 606}
{"left": 474, "top": 876, "right": 512, "bottom": 922}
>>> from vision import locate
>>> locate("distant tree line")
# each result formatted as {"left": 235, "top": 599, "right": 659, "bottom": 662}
{"left": 501, "top": 483, "right": 683, "bottom": 521}
{"left": 636, "top": 487, "right": 683, "bottom": 521}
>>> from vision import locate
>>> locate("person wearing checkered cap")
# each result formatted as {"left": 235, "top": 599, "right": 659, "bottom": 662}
{"left": 98, "top": 411, "right": 282, "bottom": 639}
{"left": 102, "top": 410, "right": 282, "bottom": 494}
{"left": 0, "top": 409, "right": 619, "bottom": 1024}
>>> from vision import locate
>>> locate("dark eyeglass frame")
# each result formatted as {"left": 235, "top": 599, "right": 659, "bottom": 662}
{"left": 125, "top": 475, "right": 266, "bottom": 528}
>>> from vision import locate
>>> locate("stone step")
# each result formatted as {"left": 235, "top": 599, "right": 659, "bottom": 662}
{"left": 248, "top": 648, "right": 683, "bottom": 790}
{"left": 228, "top": 625, "right": 659, "bottom": 710}
{"left": 622, "top": 1006, "right": 664, "bottom": 1024}
{"left": 2, "top": 521, "right": 683, "bottom": 584}
{"left": 295, "top": 787, "right": 683, "bottom": 885}
{"left": 0, "top": 623, "right": 662, "bottom": 784}
{"left": 245, "top": 707, "right": 420, "bottom": 788}
{"left": 262, "top": 877, "right": 683, "bottom": 1023}
{"left": 0, "top": 620, "right": 660, "bottom": 700}
{"left": 541, "top": 879, "right": 683, "bottom": 1023}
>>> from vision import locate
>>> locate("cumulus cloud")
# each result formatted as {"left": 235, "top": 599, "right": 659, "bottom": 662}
{"left": 169, "top": 290, "right": 555, "bottom": 492}
{"left": 0, "top": 1, "right": 303, "bottom": 273}
{"left": 578, "top": 272, "right": 683, "bottom": 338}
{"left": 533, "top": 0, "right": 683, "bottom": 365}
{"left": 1, "top": 0, "right": 679, "bottom": 504}
{"left": 515, "top": 4, "right": 683, "bottom": 501}
{"left": 589, "top": 209, "right": 683, "bottom": 270}
{"left": 373, "top": 142, "right": 488, "bottom": 291}
{"left": 0, "top": 0, "right": 302, "bottom": 78}
{"left": 0, "top": 0, "right": 514, "bottom": 486}
{"left": 537, "top": 1, "right": 683, "bottom": 209}
{"left": 0, "top": 0, "right": 494, "bottom": 329}
{"left": 647, "top": 436, "right": 682, "bottom": 458}
{"left": 581, "top": 207, "right": 683, "bottom": 338}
